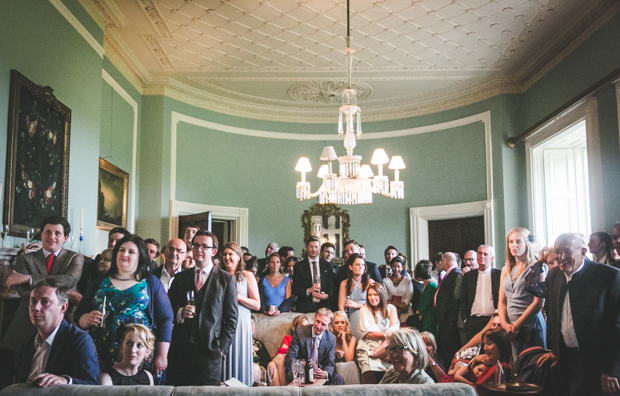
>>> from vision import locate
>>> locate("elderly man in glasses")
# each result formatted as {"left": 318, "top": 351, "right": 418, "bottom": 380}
{"left": 379, "top": 328, "right": 435, "bottom": 384}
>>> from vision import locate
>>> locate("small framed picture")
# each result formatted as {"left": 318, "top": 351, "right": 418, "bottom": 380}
{"left": 97, "top": 158, "right": 128, "bottom": 230}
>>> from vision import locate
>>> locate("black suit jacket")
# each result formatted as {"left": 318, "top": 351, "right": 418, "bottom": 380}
{"left": 168, "top": 266, "right": 238, "bottom": 355}
{"left": 284, "top": 324, "right": 337, "bottom": 382}
{"left": 434, "top": 267, "right": 462, "bottom": 327}
{"left": 18, "top": 320, "right": 99, "bottom": 384}
{"left": 546, "top": 260, "right": 620, "bottom": 382}
{"left": 460, "top": 267, "right": 501, "bottom": 320}
{"left": 293, "top": 258, "right": 334, "bottom": 313}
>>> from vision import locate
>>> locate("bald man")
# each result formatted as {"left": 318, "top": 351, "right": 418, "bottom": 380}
{"left": 153, "top": 238, "right": 188, "bottom": 292}
{"left": 462, "top": 250, "right": 478, "bottom": 273}
{"left": 434, "top": 252, "right": 462, "bottom": 366}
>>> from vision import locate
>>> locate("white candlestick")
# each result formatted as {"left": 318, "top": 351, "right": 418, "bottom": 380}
{"left": 80, "top": 208, "right": 84, "bottom": 229}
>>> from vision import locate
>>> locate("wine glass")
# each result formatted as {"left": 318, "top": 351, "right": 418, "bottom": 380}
{"left": 26, "top": 228, "right": 35, "bottom": 245}
{"left": 292, "top": 360, "right": 300, "bottom": 384}
{"left": 186, "top": 290, "right": 195, "bottom": 306}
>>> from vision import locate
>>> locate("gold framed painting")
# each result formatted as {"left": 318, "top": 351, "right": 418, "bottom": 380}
{"left": 97, "top": 158, "right": 128, "bottom": 230}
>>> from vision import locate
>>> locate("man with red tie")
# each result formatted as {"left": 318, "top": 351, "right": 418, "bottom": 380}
{"left": 2, "top": 216, "right": 83, "bottom": 376}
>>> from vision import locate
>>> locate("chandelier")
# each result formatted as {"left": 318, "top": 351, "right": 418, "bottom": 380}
{"left": 294, "top": 0, "right": 405, "bottom": 205}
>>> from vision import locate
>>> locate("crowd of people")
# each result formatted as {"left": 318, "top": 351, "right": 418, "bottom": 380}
{"left": 2, "top": 215, "right": 620, "bottom": 395}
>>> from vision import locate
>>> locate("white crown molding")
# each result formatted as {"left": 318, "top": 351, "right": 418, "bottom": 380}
{"left": 78, "top": 0, "right": 127, "bottom": 29}
{"left": 410, "top": 200, "right": 495, "bottom": 266}
{"left": 49, "top": 0, "right": 104, "bottom": 58}
{"left": 103, "top": 31, "right": 153, "bottom": 93}
{"left": 135, "top": 0, "right": 173, "bottom": 38}
{"left": 101, "top": 69, "right": 138, "bottom": 233}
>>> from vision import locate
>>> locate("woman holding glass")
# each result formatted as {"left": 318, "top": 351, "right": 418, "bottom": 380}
{"left": 76, "top": 235, "right": 173, "bottom": 376}
{"left": 338, "top": 253, "right": 374, "bottom": 339}
{"left": 383, "top": 257, "right": 413, "bottom": 324}
{"left": 498, "top": 227, "right": 547, "bottom": 356}
{"left": 259, "top": 253, "right": 292, "bottom": 315}
{"left": 221, "top": 242, "right": 261, "bottom": 386}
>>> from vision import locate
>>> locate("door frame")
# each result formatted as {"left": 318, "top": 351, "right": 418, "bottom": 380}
{"left": 169, "top": 200, "right": 248, "bottom": 247}
{"left": 409, "top": 200, "right": 494, "bottom": 267}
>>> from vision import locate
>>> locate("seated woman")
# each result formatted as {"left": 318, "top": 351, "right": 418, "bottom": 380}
{"left": 469, "top": 328, "right": 512, "bottom": 395}
{"left": 259, "top": 253, "right": 292, "bottom": 315}
{"left": 420, "top": 331, "right": 446, "bottom": 382}
{"left": 76, "top": 235, "right": 173, "bottom": 376}
{"left": 330, "top": 311, "right": 360, "bottom": 384}
{"left": 339, "top": 254, "right": 375, "bottom": 339}
{"left": 267, "top": 315, "right": 309, "bottom": 386}
{"left": 379, "top": 328, "right": 434, "bottom": 384}
{"left": 100, "top": 324, "right": 155, "bottom": 386}
{"left": 356, "top": 283, "right": 399, "bottom": 384}
{"left": 383, "top": 257, "right": 413, "bottom": 324}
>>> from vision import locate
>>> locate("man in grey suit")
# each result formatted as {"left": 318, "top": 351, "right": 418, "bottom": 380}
{"left": 3, "top": 216, "right": 83, "bottom": 363}
{"left": 284, "top": 308, "right": 344, "bottom": 385}
{"left": 167, "top": 230, "right": 238, "bottom": 386}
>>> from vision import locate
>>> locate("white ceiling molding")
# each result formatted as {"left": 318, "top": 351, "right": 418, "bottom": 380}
{"left": 78, "top": 0, "right": 127, "bottom": 29}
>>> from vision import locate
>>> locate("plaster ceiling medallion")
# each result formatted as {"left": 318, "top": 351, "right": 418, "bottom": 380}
{"left": 288, "top": 80, "right": 370, "bottom": 103}
{"left": 83, "top": 0, "right": 620, "bottom": 122}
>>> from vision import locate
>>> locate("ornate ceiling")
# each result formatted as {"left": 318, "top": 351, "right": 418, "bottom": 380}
{"left": 81, "top": 0, "right": 619, "bottom": 122}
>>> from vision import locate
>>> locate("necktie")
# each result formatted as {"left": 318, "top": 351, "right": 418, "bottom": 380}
{"left": 46, "top": 254, "right": 55, "bottom": 274}
{"left": 196, "top": 269, "right": 204, "bottom": 291}
{"left": 310, "top": 336, "right": 320, "bottom": 362}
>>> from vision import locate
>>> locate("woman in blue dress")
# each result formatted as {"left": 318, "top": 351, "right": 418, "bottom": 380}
{"left": 222, "top": 242, "right": 261, "bottom": 386}
{"left": 338, "top": 253, "right": 375, "bottom": 340}
{"left": 76, "top": 235, "right": 173, "bottom": 376}
{"left": 259, "top": 253, "right": 292, "bottom": 315}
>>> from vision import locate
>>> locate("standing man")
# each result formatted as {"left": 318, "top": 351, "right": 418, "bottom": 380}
{"left": 17, "top": 279, "right": 99, "bottom": 386}
{"left": 462, "top": 250, "right": 478, "bottom": 273}
{"left": 293, "top": 237, "right": 334, "bottom": 313}
{"left": 284, "top": 308, "right": 344, "bottom": 385}
{"left": 77, "top": 227, "right": 129, "bottom": 293}
{"left": 336, "top": 240, "right": 382, "bottom": 287}
{"left": 320, "top": 242, "right": 335, "bottom": 263}
{"left": 182, "top": 224, "right": 199, "bottom": 247}
{"left": 3, "top": 216, "right": 84, "bottom": 364}
{"left": 257, "top": 242, "right": 280, "bottom": 276}
{"left": 167, "top": 230, "right": 238, "bottom": 386}
{"left": 539, "top": 233, "right": 620, "bottom": 395}
{"left": 460, "top": 245, "right": 501, "bottom": 341}
{"left": 153, "top": 238, "right": 188, "bottom": 293}
{"left": 144, "top": 238, "right": 161, "bottom": 270}
{"left": 588, "top": 232, "right": 614, "bottom": 265}
{"left": 433, "top": 252, "right": 462, "bottom": 367}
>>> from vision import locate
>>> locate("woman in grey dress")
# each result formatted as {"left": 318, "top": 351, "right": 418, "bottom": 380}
{"left": 338, "top": 254, "right": 374, "bottom": 339}
{"left": 498, "top": 228, "right": 547, "bottom": 356}
{"left": 222, "top": 242, "right": 261, "bottom": 386}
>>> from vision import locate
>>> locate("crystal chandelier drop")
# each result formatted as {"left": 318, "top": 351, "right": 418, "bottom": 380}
{"left": 294, "top": 0, "right": 405, "bottom": 205}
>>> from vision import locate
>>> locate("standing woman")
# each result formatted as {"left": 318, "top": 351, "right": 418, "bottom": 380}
{"left": 383, "top": 257, "right": 413, "bottom": 324}
{"left": 498, "top": 227, "right": 547, "bottom": 356}
{"left": 412, "top": 260, "right": 437, "bottom": 335}
{"left": 76, "top": 235, "right": 173, "bottom": 376}
{"left": 338, "top": 254, "right": 374, "bottom": 339}
{"left": 356, "top": 283, "right": 400, "bottom": 384}
{"left": 259, "top": 253, "right": 292, "bottom": 315}
{"left": 221, "top": 242, "right": 261, "bottom": 386}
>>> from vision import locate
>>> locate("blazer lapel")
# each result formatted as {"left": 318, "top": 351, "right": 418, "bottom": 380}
{"left": 45, "top": 320, "right": 68, "bottom": 374}
{"left": 50, "top": 249, "right": 68, "bottom": 275}
{"left": 34, "top": 250, "right": 47, "bottom": 276}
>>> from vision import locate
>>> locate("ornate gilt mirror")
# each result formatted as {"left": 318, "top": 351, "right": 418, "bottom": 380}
{"left": 302, "top": 203, "right": 350, "bottom": 262}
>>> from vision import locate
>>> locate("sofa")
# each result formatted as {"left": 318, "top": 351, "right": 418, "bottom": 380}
{"left": 1, "top": 383, "right": 478, "bottom": 396}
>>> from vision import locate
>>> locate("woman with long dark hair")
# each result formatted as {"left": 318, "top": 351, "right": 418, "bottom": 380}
{"left": 76, "top": 235, "right": 173, "bottom": 376}
{"left": 338, "top": 253, "right": 374, "bottom": 339}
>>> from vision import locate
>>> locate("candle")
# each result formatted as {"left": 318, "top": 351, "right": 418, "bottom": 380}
{"left": 80, "top": 208, "right": 84, "bottom": 229}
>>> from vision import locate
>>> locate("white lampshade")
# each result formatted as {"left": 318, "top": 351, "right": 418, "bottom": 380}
{"left": 319, "top": 146, "right": 339, "bottom": 161}
{"left": 317, "top": 164, "right": 329, "bottom": 178}
{"left": 371, "top": 148, "right": 389, "bottom": 165}
{"left": 295, "top": 157, "right": 312, "bottom": 173}
{"left": 359, "top": 164, "right": 374, "bottom": 178}
{"left": 388, "top": 155, "right": 406, "bottom": 170}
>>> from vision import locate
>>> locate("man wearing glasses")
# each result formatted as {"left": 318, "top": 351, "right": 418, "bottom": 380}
{"left": 167, "top": 230, "right": 238, "bottom": 386}
{"left": 153, "top": 238, "right": 187, "bottom": 293}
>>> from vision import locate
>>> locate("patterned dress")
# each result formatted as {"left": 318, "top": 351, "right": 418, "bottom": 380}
{"left": 90, "top": 278, "right": 151, "bottom": 371}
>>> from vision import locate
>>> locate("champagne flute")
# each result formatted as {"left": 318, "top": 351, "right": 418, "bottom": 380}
{"left": 26, "top": 228, "right": 35, "bottom": 245}
{"left": 292, "top": 360, "right": 299, "bottom": 384}
{"left": 186, "top": 290, "right": 195, "bottom": 306}
{"left": 259, "top": 368, "right": 268, "bottom": 386}
{"left": 97, "top": 295, "right": 107, "bottom": 328}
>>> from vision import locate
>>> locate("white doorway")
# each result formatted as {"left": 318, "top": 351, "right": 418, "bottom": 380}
{"left": 526, "top": 98, "right": 603, "bottom": 247}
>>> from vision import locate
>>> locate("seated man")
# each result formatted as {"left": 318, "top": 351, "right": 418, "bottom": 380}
{"left": 284, "top": 308, "right": 344, "bottom": 385}
{"left": 18, "top": 279, "right": 99, "bottom": 386}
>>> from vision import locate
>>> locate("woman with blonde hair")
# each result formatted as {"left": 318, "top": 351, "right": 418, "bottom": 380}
{"left": 268, "top": 315, "right": 309, "bottom": 386}
{"left": 420, "top": 331, "right": 446, "bottom": 382}
{"left": 100, "top": 324, "right": 155, "bottom": 385}
{"left": 221, "top": 242, "right": 261, "bottom": 386}
{"left": 330, "top": 311, "right": 360, "bottom": 384}
{"left": 498, "top": 227, "right": 547, "bottom": 356}
{"left": 379, "top": 328, "right": 434, "bottom": 384}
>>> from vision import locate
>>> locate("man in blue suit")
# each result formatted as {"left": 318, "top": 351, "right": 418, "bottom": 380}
{"left": 18, "top": 279, "right": 99, "bottom": 386}
{"left": 284, "top": 308, "right": 344, "bottom": 385}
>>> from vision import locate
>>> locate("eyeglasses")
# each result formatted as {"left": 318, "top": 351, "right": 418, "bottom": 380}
{"left": 385, "top": 345, "right": 409, "bottom": 355}
{"left": 193, "top": 243, "right": 215, "bottom": 250}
